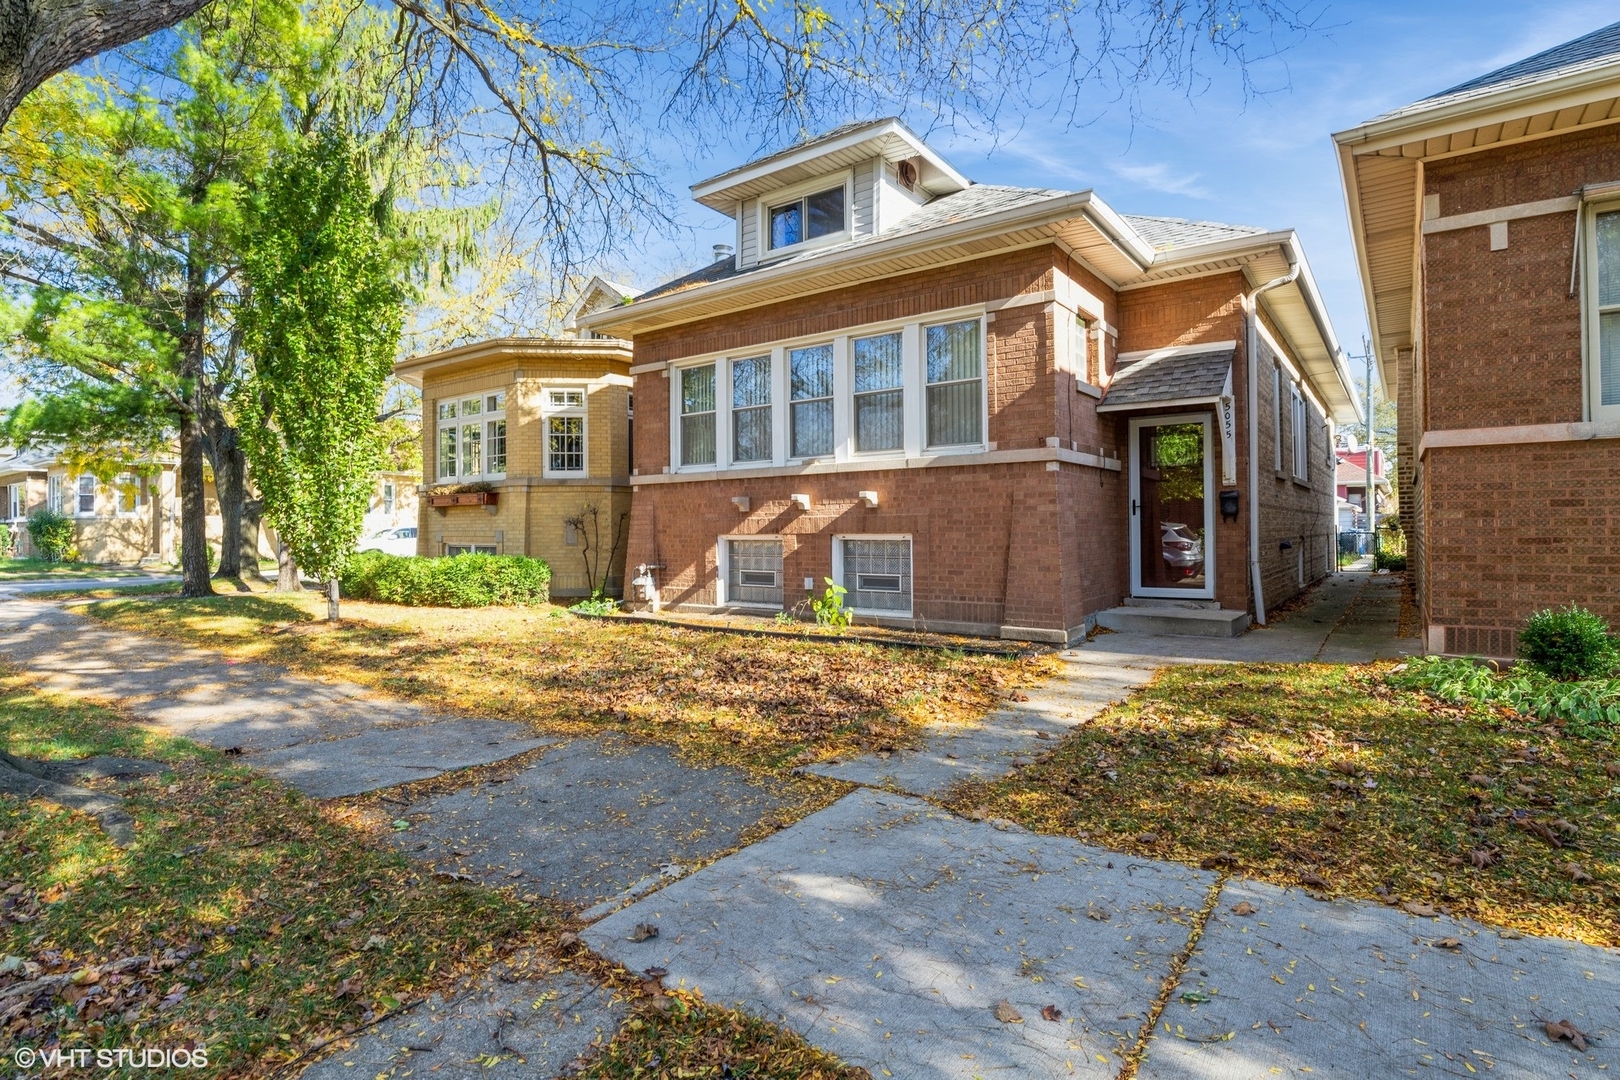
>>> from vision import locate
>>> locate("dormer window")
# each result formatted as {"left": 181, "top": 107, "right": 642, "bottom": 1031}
{"left": 767, "top": 181, "right": 847, "bottom": 252}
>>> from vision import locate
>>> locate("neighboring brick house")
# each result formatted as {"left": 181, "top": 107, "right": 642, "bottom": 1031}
{"left": 582, "top": 119, "right": 1361, "bottom": 641}
{"left": 394, "top": 337, "right": 634, "bottom": 596}
{"left": 1334, "top": 21, "right": 1620, "bottom": 658}
{"left": 0, "top": 448, "right": 177, "bottom": 563}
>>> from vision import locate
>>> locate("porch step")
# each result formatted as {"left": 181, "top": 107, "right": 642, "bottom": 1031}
{"left": 1120, "top": 596, "right": 1222, "bottom": 610}
{"left": 1095, "top": 605, "right": 1251, "bottom": 638}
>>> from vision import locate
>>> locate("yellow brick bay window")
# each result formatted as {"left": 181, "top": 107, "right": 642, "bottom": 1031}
{"left": 436, "top": 392, "right": 506, "bottom": 481}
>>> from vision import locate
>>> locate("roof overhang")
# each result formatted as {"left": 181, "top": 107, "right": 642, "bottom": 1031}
{"left": 1333, "top": 58, "right": 1620, "bottom": 387}
{"left": 690, "top": 119, "right": 970, "bottom": 212}
{"left": 392, "top": 337, "right": 633, "bottom": 389}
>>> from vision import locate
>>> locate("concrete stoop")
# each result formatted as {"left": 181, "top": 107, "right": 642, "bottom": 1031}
{"left": 1095, "top": 602, "right": 1250, "bottom": 638}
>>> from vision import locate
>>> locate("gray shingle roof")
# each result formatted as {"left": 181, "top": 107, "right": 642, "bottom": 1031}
{"left": 1123, "top": 215, "right": 1269, "bottom": 251}
{"left": 1102, "top": 346, "right": 1233, "bottom": 409}
{"left": 1368, "top": 20, "right": 1620, "bottom": 124}
{"left": 636, "top": 185, "right": 1070, "bottom": 302}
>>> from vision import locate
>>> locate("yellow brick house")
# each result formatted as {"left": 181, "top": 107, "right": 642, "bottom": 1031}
{"left": 393, "top": 338, "right": 635, "bottom": 596}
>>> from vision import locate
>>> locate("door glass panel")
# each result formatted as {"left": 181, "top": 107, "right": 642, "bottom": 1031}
{"left": 1137, "top": 422, "right": 1207, "bottom": 592}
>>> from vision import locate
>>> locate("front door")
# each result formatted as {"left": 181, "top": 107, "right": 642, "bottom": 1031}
{"left": 1129, "top": 415, "right": 1215, "bottom": 599}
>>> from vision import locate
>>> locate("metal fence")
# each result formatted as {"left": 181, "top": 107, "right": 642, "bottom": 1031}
{"left": 1337, "top": 529, "right": 1375, "bottom": 566}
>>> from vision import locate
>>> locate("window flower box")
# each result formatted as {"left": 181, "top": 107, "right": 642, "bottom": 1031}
{"left": 427, "top": 491, "right": 498, "bottom": 509}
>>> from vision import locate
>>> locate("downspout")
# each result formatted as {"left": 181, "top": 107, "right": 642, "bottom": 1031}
{"left": 1244, "top": 251, "right": 1301, "bottom": 626}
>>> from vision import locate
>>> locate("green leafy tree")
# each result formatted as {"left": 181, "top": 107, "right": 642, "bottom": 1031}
{"left": 237, "top": 129, "right": 406, "bottom": 621}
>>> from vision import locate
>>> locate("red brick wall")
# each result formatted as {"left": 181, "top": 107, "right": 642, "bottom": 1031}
{"left": 1417, "top": 126, "right": 1620, "bottom": 653}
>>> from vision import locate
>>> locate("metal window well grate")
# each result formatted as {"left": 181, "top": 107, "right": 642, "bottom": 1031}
{"left": 844, "top": 539, "right": 911, "bottom": 613}
{"left": 727, "top": 539, "right": 783, "bottom": 607}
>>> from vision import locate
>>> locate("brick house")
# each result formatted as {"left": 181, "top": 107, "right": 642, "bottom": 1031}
{"left": 583, "top": 119, "right": 1360, "bottom": 641}
{"left": 1334, "top": 21, "right": 1620, "bottom": 658}
{"left": 394, "top": 338, "right": 634, "bottom": 596}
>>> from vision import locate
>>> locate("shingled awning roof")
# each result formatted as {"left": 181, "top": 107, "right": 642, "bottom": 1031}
{"left": 1097, "top": 345, "right": 1234, "bottom": 413}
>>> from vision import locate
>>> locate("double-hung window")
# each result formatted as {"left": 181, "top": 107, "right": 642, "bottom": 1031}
{"left": 925, "top": 319, "right": 983, "bottom": 448}
{"left": 1591, "top": 205, "right": 1620, "bottom": 419}
{"left": 47, "top": 475, "right": 62, "bottom": 514}
{"left": 1291, "top": 387, "right": 1309, "bottom": 481}
{"left": 436, "top": 392, "right": 506, "bottom": 481}
{"left": 382, "top": 482, "right": 395, "bottom": 515}
{"left": 75, "top": 475, "right": 96, "bottom": 516}
{"left": 545, "top": 389, "right": 586, "bottom": 475}
{"left": 114, "top": 473, "right": 141, "bottom": 515}
{"left": 853, "top": 332, "right": 903, "bottom": 452}
{"left": 680, "top": 365, "right": 717, "bottom": 467}
{"left": 789, "top": 344, "right": 833, "bottom": 458}
{"left": 768, "top": 185, "right": 846, "bottom": 251}
{"left": 730, "top": 356, "right": 772, "bottom": 463}
{"left": 6, "top": 483, "right": 21, "bottom": 521}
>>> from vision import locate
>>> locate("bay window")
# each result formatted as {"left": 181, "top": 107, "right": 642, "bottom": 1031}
{"left": 853, "top": 332, "right": 903, "bottom": 452}
{"left": 545, "top": 388, "right": 586, "bottom": 475}
{"left": 789, "top": 344, "right": 833, "bottom": 458}
{"left": 731, "top": 356, "right": 772, "bottom": 462}
{"left": 680, "top": 365, "right": 717, "bottom": 466}
{"left": 436, "top": 391, "right": 506, "bottom": 481}
{"left": 925, "top": 319, "right": 983, "bottom": 448}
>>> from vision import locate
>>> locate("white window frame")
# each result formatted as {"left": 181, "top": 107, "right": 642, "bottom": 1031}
{"left": 47, "top": 475, "right": 63, "bottom": 515}
{"left": 1272, "top": 364, "right": 1284, "bottom": 473}
{"left": 75, "top": 475, "right": 97, "bottom": 517}
{"left": 832, "top": 534, "right": 914, "bottom": 618}
{"left": 113, "top": 473, "right": 143, "bottom": 517}
{"left": 1583, "top": 198, "right": 1620, "bottom": 422}
{"left": 759, "top": 171, "right": 854, "bottom": 260}
{"left": 1291, "top": 386, "right": 1309, "bottom": 481}
{"left": 716, "top": 534, "right": 786, "bottom": 609}
{"left": 6, "top": 483, "right": 21, "bottom": 521}
{"left": 445, "top": 543, "right": 497, "bottom": 556}
{"left": 436, "top": 392, "right": 506, "bottom": 482}
{"left": 382, "top": 481, "right": 395, "bottom": 515}
{"left": 543, "top": 386, "right": 589, "bottom": 477}
{"left": 666, "top": 304, "right": 988, "bottom": 475}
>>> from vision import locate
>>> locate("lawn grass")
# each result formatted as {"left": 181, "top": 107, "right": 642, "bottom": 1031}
{"left": 947, "top": 662, "right": 1620, "bottom": 947}
{"left": 0, "top": 558, "right": 142, "bottom": 580}
{"left": 75, "top": 591, "right": 1049, "bottom": 770}
{"left": 0, "top": 670, "right": 549, "bottom": 1075}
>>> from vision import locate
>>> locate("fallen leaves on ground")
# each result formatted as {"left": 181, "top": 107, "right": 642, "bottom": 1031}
{"left": 992, "top": 1000, "right": 1022, "bottom": 1023}
{"left": 1544, "top": 1019, "right": 1590, "bottom": 1051}
{"left": 944, "top": 663, "right": 1620, "bottom": 946}
{"left": 77, "top": 592, "right": 1051, "bottom": 771}
{"left": 1229, "top": 901, "right": 1258, "bottom": 916}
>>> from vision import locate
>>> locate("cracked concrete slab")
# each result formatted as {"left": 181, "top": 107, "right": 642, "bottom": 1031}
{"left": 393, "top": 740, "right": 805, "bottom": 909}
{"left": 801, "top": 660, "right": 1151, "bottom": 798}
{"left": 585, "top": 788, "right": 1217, "bottom": 1078}
{"left": 300, "top": 962, "right": 623, "bottom": 1079}
{"left": 1141, "top": 878, "right": 1620, "bottom": 1079}
{"left": 250, "top": 722, "right": 556, "bottom": 799}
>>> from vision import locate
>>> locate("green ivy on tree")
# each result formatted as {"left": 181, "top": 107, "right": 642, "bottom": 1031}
{"left": 238, "top": 129, "right": 405, "bottom": 621}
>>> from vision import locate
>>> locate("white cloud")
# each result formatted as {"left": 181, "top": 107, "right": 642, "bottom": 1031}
{"left": 1109, "top": 161, "right": 1211, "bottom": 199}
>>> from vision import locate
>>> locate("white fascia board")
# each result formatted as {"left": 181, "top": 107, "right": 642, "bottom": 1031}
{"left": 690, "top": 119, "right": 970, "bottom": 210}
{"left": 1331, "top": 59, "right": 1620, "bottom": 154}
{"left": 1334, "top": 141, "right": 1393, "bottom": 382}
{"left": 580, "top": 190, "right": 1147, "bottom": 335}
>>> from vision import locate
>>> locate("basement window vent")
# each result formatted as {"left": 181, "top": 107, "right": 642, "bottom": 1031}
{"left": 856, "top": 573, "right": 903, "bottom": 593}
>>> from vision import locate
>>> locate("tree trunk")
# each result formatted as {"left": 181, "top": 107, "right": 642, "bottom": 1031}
{"left": 275, "top": 540, "right": 302, "bottom": 592}
{"left": 177, "top": 408, "right": 212, "bottom": 597}
{"left": 326, "top": 577, "right": 339, "bottom": 622}
{"left": 240, "top": 495, "right": 265, "bottom": 580}
{"left": 0, "top": 0, "right": 213, "bottom": 131}
{"left": 203, "top": 427, "right": 247, "bottom": 580}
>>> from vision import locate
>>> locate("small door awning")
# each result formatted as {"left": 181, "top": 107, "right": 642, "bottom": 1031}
{"left": 1097, "top": 343, "right": 1235, "bottom": 412}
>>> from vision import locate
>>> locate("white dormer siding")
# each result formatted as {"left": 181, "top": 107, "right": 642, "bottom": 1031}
{"left": 875, "top": 159, "right": 928, "bottom": 231}
{"left": 851, "top": 157, "right": 877, "bottom": 236}
{"left": 739, "top": 197, "right": 760, "bottom": 266}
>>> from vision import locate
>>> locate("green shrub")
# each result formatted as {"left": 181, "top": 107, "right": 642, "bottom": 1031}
{"left": 340, "top": 550, "right": 550, "bottom": 607}
{"left": 0, "top": 523, "right": 12, "bottom": 557}
{"left": 1390, "top": 655, "right": 1620, "bottom": 739}
{"left": 568, "top": 594, "right": 620, "bottom": 616}
{"left": 1518, "top": 606, "right": 1619, "bottom": 680}
{"left": 809, "top": 578, "right": 851, "bottom": 628}
{"left": 25, "top": 509, "right": 75, "bottom": 562}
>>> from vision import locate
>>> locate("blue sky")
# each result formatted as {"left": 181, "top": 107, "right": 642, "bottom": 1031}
{"left": 628, "top": 1, "right": 1620, "bottom": 367}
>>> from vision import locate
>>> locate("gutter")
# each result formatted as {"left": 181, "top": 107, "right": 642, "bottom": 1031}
{"left": 1244, "top": 253, "right": 1301, "bottom": 627}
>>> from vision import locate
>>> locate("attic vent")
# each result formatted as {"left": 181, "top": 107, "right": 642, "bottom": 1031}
{"left": 896, "top": 158, "right": 919, "bottom": 191}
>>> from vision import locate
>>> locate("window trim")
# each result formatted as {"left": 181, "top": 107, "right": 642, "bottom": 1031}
{"left": 666, "top": 304, "right": 988, "bottom": 475}
{"left": 113, "top": 473, "right": 143, "bottom": 517}
{"left": 436, "top": 391, "right": 507, "bottom": 482}
{"left": 1291, "top": 385, "right": 1310, "bottom": 482}
{"left": 1583, "top": 197, "right": 1620, "bottom": 422}
{"left": 47, "top": 475, "right": 63, "bottom": 515}
{"left": 716, "top": 533, "right": 786, "bottom": 610}
{"left": 445, "top": 543, "right": 497, "bottom": 556}
{"left": 1272, "top": 364, "right": 1284, "bottom": 474}
{"left": 758, "top": 171, "right": 854, "bottom": 260}
{"left": 6, "top": 483, "right": 22, "bottom": 521}
{"left": 832, "top": 533, "right": 914, "bottom": 618}
{"left": 542, "top": 384, "right": 589, "bottom": 477}
{"left": 75, "top": 475, "right": 97, "bottom": 517}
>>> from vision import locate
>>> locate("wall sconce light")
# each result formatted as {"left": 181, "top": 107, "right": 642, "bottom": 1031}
{"left": 790, "top": 493, "right": 812, "bottom": 511}
{"left": 857, "top": 490, "right": 879, "bottom": 508}
{"left": 731, "top": 495, "right": 751, "bottom": 512}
